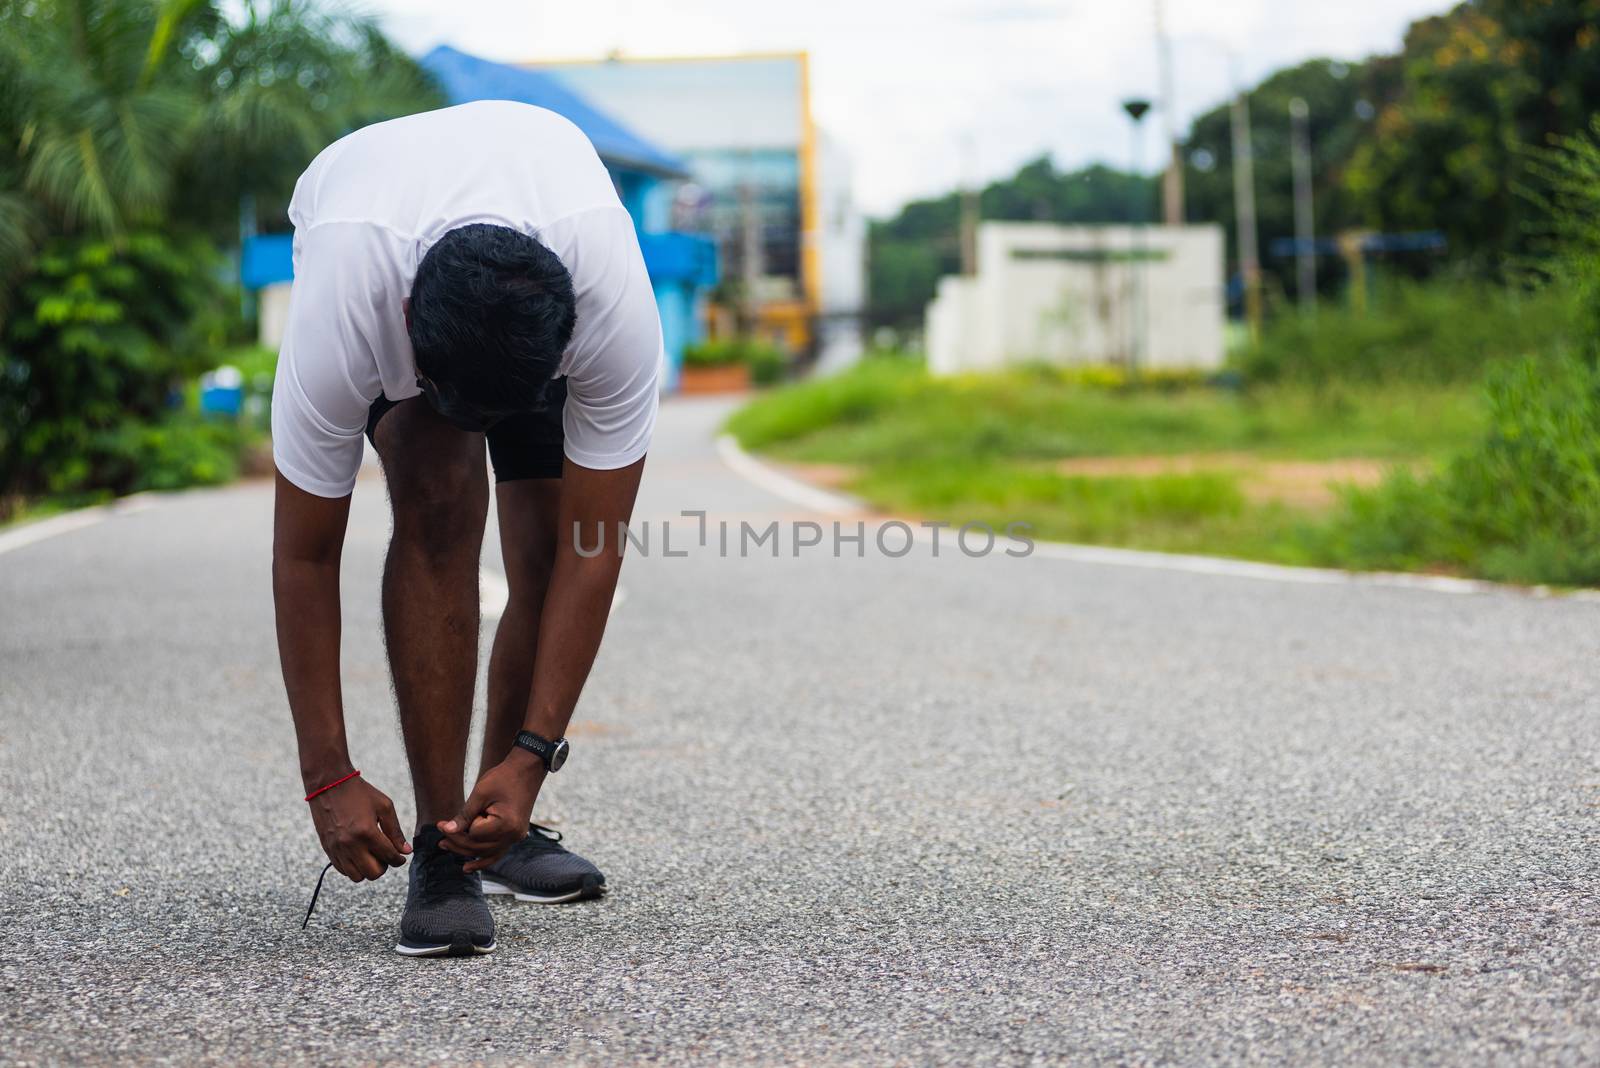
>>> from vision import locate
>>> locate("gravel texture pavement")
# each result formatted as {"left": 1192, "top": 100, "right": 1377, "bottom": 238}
{"left": 2, "top": 397, "right": 1598, "bottom": 1065}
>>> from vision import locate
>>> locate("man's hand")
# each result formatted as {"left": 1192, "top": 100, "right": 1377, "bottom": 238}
{"left": 438, "top": 749, "right": 546, "bottom": 872}
{"left": 309, "top": 777, "right": 411, "bottom": 882}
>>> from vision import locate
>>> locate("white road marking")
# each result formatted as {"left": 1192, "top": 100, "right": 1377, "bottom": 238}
{"left": 0, "top": 494, "right": 154, "bottom": 558}
{"left": 1016, "top": 538, "right": 1553, "bottom": 596}
{"left": 479, "top": 567, "right": 510, "bottom": 619}
{"left": 1, "top": 493, "right": 652, "bottom": 625}
{"left": 715, "top": 432, "right": 1600, "bottom": 602}
{"left": 479, "top": 567, "right": 627, "bottom": 620}
{"left": 715, "top": 434, "right": 863, "bottom": 516}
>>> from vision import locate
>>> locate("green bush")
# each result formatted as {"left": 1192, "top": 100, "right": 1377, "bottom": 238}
{"left": 746, "top": 343, "right": 787, "bottom": 387}
{"left": 1237, "top": 278, "right": 1580, "bottom": 386}
{"left": 1315, "top": 354, "right": 1600, "bottom": 584}
{"left": 1306, "top": 120, "right": 1600, "bottom": 586}
{"left": 217, "top": 343, "right": 280, "bottom": 383}
{"left": 0, "top": 0, "right": 440, "bottom": 518}
{"left": 91, "top": 415, "right": 250, "bottom": 494}
{"left": 0, "top": 232, "right": 229, "bottom": 504}
{"left": 683, "top": 339, "right": 744, "bottom": 368}
{"left": 683, "top": 337, "right": 789, "bottom": 385}
{"left": 1530, "top": 118, "right": 1600, "bottom": 366}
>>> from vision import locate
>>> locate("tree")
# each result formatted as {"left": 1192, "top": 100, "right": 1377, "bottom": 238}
{"left": 177, "top": 2, "right": 441, "bottom": 240}
{"left": 1343, "top": 6, "right": 1535, "bottom": 271}
{"left": 1480, "top": 0, "right": 1600, "bottom": 149}
{"left": 1182, "top": 57, "right": 1391, "bottom": 296}
{"left": 0, "top": 0, "right": 441, "bottom": 302}
{"left": 0, "top": 0, "right": 440, "bottom": 506}
{"left": 869, "top": 0, "right": 1600, "bottom": 332}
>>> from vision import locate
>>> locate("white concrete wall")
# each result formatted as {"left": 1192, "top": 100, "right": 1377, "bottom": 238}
{"left": 814, "top": 128, "right": 866, "bottom": 374}
{"left": 258, "top": 281, "right": 293, "bottom": 351}
{"left": 927, "top": 276, "right": 984, "bottom": 375}
{"left": 925, "top": 222, "right": 1225, "bottom": 374}
{"left": 817, "top": 130, "right": 866, "bottom": 319}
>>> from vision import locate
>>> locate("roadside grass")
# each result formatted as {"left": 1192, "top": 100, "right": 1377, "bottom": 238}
{"left": 851, "top": 461, "right": 1328, "bottom": 563}
{"left": 726, "top": 359, "right": 1483, "bottom": 567}
{"left": 1307, "top": 354, "right": 1600, "bottom": 585}
{"left": 1237, "top": 278, "right": 1581, "bottom": 386}
{"left": 728, "top": 360, "right": 1482, "bottom": 464}
{"left": 0, "top": 491, "right": 112, "bottom": 531}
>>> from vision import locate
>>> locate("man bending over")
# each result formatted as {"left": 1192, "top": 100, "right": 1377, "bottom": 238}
{"left": 272, "top": 101, "right": 659, "bottom": 957}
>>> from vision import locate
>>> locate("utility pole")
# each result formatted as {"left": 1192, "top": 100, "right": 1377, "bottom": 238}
{"left": 1123, "top": 98, "right": 1152, "bottom": 376}
{"left": 959, "top": 133, "right": 978, "bottom": 277}
{"left": 238, "top": 192, "right": 256, "bottom": 321}
{"left": 1338, "top": 231, "right": 1370, "bottom": 317}
{"left": 1289, "top": 97, "right": 1316, "bottom": 316}
{"left": 1230, "top": 87, "right": 1263, "bottom": 343}
{"left": 738, "top": 151, "right": 762, "bottom": 337}
{"left": 1154, "top": 0, "right": 1183, "bottom": 225}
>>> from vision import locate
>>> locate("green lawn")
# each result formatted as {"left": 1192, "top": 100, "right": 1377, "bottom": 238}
{"left": 728, "top": 359, "right": 1481, "bottom": 461}
{"left": 725, "top": 359, "right": 1485, "bottom": 566}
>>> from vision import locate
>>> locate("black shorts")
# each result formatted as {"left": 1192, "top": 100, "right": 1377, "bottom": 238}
{"left": 365, "top": 378, "right": 569, "bottom": 482}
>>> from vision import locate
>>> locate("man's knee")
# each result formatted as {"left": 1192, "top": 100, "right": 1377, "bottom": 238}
{"left": 387, "top": 456, "right": 488, "bottom": 559}
{"left": 496, "top": 480, "right": 560, "bottom": 604}
{"left": 504, "top": 541, "right": 556, "bottom": 613}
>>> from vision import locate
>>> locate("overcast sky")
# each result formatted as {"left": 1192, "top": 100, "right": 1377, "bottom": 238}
{"left": 365, "top": 0, "right": 1447, "bottom": 217}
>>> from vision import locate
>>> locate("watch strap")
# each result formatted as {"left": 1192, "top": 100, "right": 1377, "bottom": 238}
{"left": 514, "top": 729, "right": 567, "bottom": 772}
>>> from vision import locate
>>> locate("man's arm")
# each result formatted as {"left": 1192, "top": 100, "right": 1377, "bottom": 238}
{"left": 274, "top": 470, "right": 409, "bottom": 880}
{"left": 439, "top": 454, "right": 645, "bottom": 869}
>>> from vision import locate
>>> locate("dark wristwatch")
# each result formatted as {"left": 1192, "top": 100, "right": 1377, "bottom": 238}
{"left": 514, "top": 730, "right": 570, "bottom": 773}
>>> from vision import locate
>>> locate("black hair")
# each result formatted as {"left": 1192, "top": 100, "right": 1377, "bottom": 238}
{"left": 408, "top": 223, "right": 577, "bottom": 414}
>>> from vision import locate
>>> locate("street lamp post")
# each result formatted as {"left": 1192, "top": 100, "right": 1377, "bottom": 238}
{"left": 1176, "top": 35, "right": 1264, "bottom": 344}
{"left": 1229, "top": 87, "right": 1263, "bottom": 344}
{"left": 1122, "top": 98, "right": 1152, "bottom": 377}
{"left": 1289, "top": 96, "right": 1316, "bottom": 317}
{"left": 1154, "top": 0, "right": 1183, "bottom": 225}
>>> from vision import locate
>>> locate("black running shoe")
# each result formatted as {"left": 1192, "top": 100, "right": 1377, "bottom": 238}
{"left": 395, "top": 827, "right": 497, "bottom": 957}
{"left": 482, "top": 823, "right": 607, "bottom": 904}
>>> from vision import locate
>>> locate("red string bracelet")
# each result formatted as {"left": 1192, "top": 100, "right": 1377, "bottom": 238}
{"left": 304, "top": 769, "right": 361, "bottom": 802}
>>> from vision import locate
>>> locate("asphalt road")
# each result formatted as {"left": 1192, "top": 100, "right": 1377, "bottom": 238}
{"left": 3, "top": 397, "right": 1598, "bottom": 1066}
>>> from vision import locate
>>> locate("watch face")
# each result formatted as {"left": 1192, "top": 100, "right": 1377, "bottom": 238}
{"left": 549, "top": 738, "right": 570, "bottom": 772}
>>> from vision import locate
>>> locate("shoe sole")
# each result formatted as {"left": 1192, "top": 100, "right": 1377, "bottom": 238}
{"left": 481, "top": 873, "right": 605, "bottom": 904}
{"left": 393, "top": 938, "right": 497, "bottom": 958}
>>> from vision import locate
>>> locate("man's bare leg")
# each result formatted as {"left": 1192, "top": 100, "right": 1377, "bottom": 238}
{"left": 479, "top": 478, "right": 561, "bottom": 776}
{"left": 374, "top": 399, "right": 490, "bottom": 830}
{"left": 474, "top": 475, "right": 606, "bottom": 901}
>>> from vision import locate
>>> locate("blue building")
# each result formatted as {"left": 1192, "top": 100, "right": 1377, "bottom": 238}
{"left": 241, "top": 45, "right": 717, "bottom": 392}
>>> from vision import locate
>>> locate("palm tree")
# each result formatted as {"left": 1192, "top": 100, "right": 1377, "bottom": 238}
{"left": 0, "top": 0, "right": 440, "bottom": 320}
{"left": 179, "top": 1, "right": 443, "bottom": 240}
{"left": 0, "top": 0, "right": 440, "bottom": 505}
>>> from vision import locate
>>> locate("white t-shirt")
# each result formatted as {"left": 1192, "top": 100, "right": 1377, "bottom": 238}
{"left": 271, "top": 101, "right": 662, "bottom": 498}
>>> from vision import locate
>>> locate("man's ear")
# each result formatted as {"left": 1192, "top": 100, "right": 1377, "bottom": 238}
{"left": 402, "top": 297, "right": 411, "bottom": 331}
